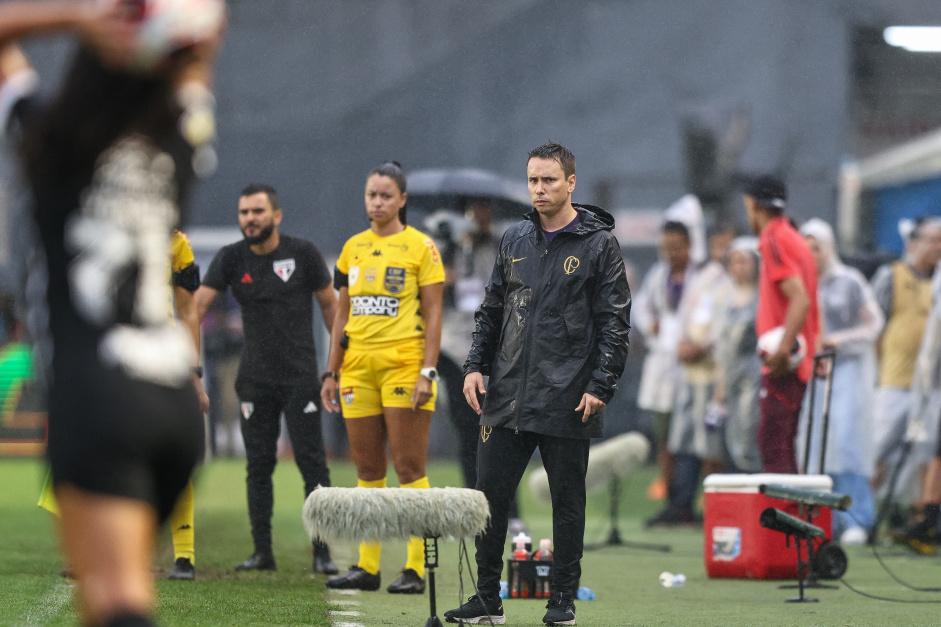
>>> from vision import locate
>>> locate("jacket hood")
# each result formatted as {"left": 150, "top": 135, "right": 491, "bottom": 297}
{"left": 524, "top": 203, "right": 615, "bottom": 234}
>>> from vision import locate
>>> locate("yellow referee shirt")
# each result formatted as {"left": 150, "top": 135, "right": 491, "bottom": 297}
{"left": 336, "top": 226, "right": 445, "bottom": 344}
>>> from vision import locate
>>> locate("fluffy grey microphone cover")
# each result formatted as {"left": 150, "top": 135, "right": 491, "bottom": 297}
{"left": 528, "top": 431, "right": 651, "bottom": 503}
{"left": 302, "top": 487, "right": 490, "bottom": 543}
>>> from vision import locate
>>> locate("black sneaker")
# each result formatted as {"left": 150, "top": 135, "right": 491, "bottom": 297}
{"left": 444, "top": 594, "right": 506, "bottom": 625}
{"left": 645, "top": 507, "right": 702, "bottom": 529}
{"left": 386, "top": 568, "right": 425, "bottom": 594}
{"left": 167, "top": 557, "right": 195, "bottom": 580}
{"left": 890, "top": 516, "right": 939, "bottom": 556}
{"left": 543, "top": 594, "right": 576, "bottom": 626}
{"left": 234, "top": 551, "right": 276, "bottom": 571}
{"left": 325, "top": 566, "right": 381, "bottom": 591}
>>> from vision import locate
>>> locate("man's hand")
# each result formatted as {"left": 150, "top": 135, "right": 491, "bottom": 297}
{"left": 193, "top": 375, "right": 209, "bottom": 414}
{"left": 576, "top": 393, "right": 606, "bottom": 423}
{"left": 412, "top": 374, "right": 433, "bottom": 411}
{"left": 763, "top": 350, "right": 792, "bottom": 377}
{"left": 321, "top": 377, "right": 340, "bottom": 414}
{"left": 463, "top": 372, "right": 486, "bottom": 415}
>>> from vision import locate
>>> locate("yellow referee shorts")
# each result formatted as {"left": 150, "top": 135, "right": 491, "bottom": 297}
{"left": 339, "top": 339, "right": 437, "bottom": 418}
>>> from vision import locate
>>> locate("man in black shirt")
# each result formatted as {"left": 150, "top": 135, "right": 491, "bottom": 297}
{"left": 196, "top": 183, "right": 339, "bottom": 574}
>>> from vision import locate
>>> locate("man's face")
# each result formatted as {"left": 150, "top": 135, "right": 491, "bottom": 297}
{"left": 238, "top": 192, "right": 280, "bottom": 245}
{"left": 742, "top": 195, "right": 761, "bottom": 235}
{"left": 912, "top": 224, "right": 941, "bottom": 270}
{"left": 661, "top": 231, "right": 690, "bottom": 273}
{"left": 527, "top": 157, "right": 575, "bottom": 219}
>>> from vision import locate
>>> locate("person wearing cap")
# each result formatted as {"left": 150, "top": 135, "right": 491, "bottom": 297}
{"left": 869, "top": 218, "right": 941, "bottom": 508}
{"left": 743, "top": 175, "right": 818, "bottom": 474}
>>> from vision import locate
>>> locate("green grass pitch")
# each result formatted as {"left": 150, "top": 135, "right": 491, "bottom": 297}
{"left": 1, "top": 456, "right": 940, "bottom": 625}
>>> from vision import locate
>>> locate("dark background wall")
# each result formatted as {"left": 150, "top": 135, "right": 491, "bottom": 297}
{"left": 16, "top": 0, "right": 941, "bottom": 257}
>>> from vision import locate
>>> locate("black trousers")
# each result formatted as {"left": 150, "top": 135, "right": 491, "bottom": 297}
{"left": 237, "top": 380, "right": 331, "bottom": 552}
{"left": 475, "top": 426, "right": 589, "bottom": 598}
{"left": 439, "top": 355, "right": 521, "bottom": 519}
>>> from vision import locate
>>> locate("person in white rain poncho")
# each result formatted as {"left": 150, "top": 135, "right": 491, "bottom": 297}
{"left": 634, "top": 195, "right": 704, "bottom": 506}
{"left": 799, "top": 219, "right": 883, "bottom": 544}
{"left": 711, "top": 236, "right": 763, "bottom": 473}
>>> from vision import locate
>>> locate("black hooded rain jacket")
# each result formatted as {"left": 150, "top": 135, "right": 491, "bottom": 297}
{"left": 463, "top": 204, "right": 631, "bottom": 439}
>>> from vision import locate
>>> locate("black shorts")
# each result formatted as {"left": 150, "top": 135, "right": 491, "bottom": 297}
{"left": 46, "top": 364, "right": 203, "bottom": 523}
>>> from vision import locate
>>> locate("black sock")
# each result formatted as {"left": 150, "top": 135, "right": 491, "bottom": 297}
{"left": 103, "top": 613, "right": 154, "bottom": 627}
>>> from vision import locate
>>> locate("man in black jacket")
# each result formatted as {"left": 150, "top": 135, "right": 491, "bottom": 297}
{"left": 445, "top": 143, "right": 631, "bottom": 626}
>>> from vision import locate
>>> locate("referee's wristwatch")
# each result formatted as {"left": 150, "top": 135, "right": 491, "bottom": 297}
{"left": 419, "top": 367, "right": 438, "bottom": 381}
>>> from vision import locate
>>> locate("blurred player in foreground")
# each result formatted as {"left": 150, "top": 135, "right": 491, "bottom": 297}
{"left": 2, "top": 1, "right": 224, "bottom": 625}
{"left": 37, "top": 230, "right": 210, "bottom": 581}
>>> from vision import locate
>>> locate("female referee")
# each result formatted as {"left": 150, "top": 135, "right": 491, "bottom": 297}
{"left": 321, "top": 162, "right": 445, "bottom": 594}
{"left": 1, "top": 1, "right": 223, "bottom": 625}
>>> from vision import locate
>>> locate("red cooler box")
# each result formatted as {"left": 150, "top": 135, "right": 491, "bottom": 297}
{"left": 704, "top": 473, "right": 832, "bottom": 579}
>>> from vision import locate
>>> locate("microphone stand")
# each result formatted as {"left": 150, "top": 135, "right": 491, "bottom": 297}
{"left": 585, "top": 478, "right": 671, "bottom": 553}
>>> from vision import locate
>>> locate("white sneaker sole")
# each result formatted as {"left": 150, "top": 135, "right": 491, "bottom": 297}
{"left": 447, "top": 616, "right": 506, "bottom": 625}
{"left": 545, "top": 618, "right": 576, "bottom": 626}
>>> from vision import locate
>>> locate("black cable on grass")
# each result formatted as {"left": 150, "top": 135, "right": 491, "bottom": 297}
{"left": 845, "top": 508, "right": 941, "bottom": 592}
{"left": 457, "top": 538, "right": 496, "bottom": 626}
{"left": 839, "top": 577, "right": 941, "bottom": 603}
{"left": 869, "top": 544, "right": 941, "bottom": 592}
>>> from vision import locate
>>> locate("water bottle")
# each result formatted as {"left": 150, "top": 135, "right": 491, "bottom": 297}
{"left": 533, "top": 538, "right": 553, "bottom": 599}
{"left": 576, "top": 586, "right": 595, "bottom": 600}
{"left": 510, "top": 538, "right": 529, "bottom": 598}
{"left": 499, "top": 581, "right": 509, "bottom": 599}
{"left": 659, "top": 572, "right": 686, "bottom": 588}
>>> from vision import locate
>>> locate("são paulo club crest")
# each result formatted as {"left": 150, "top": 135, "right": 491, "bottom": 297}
{"left": 273, "top": 258, "right": 295, "bottom": 282}
{"left": 341, "top": 386, "right": 355, "bottom": 406}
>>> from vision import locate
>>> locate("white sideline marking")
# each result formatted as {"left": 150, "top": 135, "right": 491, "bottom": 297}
{"left": 330, "top": 589, "right": 360, "bottom": 595}
{"left": 329, "top": 610, "right": 361, "bottom": 616}
{"left": 332, "top": 599, "right": 362, "bottom": 606}
{"left": 21, "top": 580, "right": 71, "bottom": 624}
{"left": 332, "top": 623, "right": 365, "bottom": 627}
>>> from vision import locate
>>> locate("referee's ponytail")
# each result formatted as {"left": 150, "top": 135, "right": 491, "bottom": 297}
{"left": 369, "top": 161, "right": 408, "bottom": 225}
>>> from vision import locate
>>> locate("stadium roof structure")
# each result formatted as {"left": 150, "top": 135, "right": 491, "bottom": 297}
{"left": 838, "top": 124, "right": 941, "bottom": 252}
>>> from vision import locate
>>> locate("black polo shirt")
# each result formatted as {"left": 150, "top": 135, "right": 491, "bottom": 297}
{"left": 202, "top": 234, "right": 331, "bottom": 388}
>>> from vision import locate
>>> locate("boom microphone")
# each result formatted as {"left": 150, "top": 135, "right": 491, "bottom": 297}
{"left": 302, "top": 486, "right": 490, "bottom": 544}
{"left": 528, "top": 432, "right": 650, "bottom": 503}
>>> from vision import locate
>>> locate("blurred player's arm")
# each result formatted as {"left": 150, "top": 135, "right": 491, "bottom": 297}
{"left": 0, "top": 2, "right": 143, "bottom": 67}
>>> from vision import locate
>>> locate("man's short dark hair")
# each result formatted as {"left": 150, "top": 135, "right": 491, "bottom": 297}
{"left": 240, "top": 183, "right": 280, "bottom": 212}
{"left": 528, "top": 142, "right": 576, "bottom": 178}
{"left": 744, "top": 174, "right": 787, "bottom": 214}
{"left": 662, "top": 220, "right": 690, "bottom": 241}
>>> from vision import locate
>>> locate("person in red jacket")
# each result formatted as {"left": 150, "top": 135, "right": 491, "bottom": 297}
{"left": 743, "top": 175, "right": 818, "bottom": 474}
